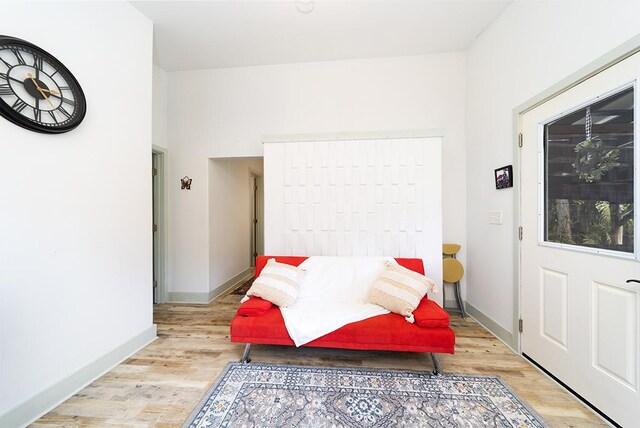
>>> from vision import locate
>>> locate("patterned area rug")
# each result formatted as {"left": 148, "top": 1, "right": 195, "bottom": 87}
{"left": 231, "top": 277, "right": 254, "bottom": 295}
{"left": 184, "top": 363, "right": 549, "bottom": 427}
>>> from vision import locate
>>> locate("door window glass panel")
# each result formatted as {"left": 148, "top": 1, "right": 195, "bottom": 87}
{"left": 544, "top": 86, "right": 634, "bottom": 253}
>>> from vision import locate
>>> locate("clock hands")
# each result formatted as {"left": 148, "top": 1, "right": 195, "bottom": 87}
{"left": 1, "top": 69, "right": 61, "bottom": 96}
{"left": 1, "top": 74, "right": 57, "bottom": 93}
{"left": 27, "top": 72, "right": 54, "bottom": 108}
{"left": 1, "top": 69, "right": 65, "bottom": 113}
{"left": 39, "top": 87, "right": 60, "bottom": 95}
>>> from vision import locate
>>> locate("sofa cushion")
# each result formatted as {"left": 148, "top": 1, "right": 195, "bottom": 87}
{"left": 247, "top": 258, "right": 305, "bottom": 307}
{"left": 230, "top": 307, "right": 455, "bottom": 354}
{"left": 237, "top": 297, "right": 273, "bottom": 317}
{"left": 368, "top": 262, "right": 436, "bottom": 317}
{"left": 413, "top": 298, "right": 450, "bottom": 327}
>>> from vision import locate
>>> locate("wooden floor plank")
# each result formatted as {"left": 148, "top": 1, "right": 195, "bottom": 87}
{"left": 33, "top": 291, "right": 606, "bottom": 427}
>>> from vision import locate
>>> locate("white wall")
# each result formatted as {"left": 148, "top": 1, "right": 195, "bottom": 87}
{"left": 264, "top": 138, "right": 443, "bottom": 303}
{"left": 167, "top": 53, "right": 467, "bottom": 297}
{"left": 153, "top": 65, "right": 169, "bottom": 150}
{"left": 466, "top": 0, "right": 640, "bottom": 338}
{"left": 0, "top": 1, "right": 153, "bottom": 423}
{"left": 209, "top": 158, "right": 263, "bottom": 295}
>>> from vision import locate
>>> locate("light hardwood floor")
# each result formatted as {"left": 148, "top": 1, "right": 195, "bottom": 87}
{"left": 33, "top": 290, "right": 606, "bottom": 427}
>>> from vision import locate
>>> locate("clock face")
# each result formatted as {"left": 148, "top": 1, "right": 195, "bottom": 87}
{"left": 0, "top": 35, "right": 86, "bottom": 134}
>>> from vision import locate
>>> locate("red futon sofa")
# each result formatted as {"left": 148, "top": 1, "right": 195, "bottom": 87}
{"left": 230, "top": 256, "right": 455, "bottom": 374}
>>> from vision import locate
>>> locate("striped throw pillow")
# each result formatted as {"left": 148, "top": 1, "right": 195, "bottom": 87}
{"left": 368, "top": 262, "right": 437, "bottom": 317}
{"left": 247, "top": 259, "right": 305, "bottom": 307}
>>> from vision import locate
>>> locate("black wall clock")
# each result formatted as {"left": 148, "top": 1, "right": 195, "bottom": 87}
{"left": 0, "top": 35, "right": 86, "bottom": 134}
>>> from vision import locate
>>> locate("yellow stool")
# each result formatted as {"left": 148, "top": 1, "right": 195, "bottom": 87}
{"left": 442, "top": 244, "right": 461, "bottom": 258}
{"left": 443, "top": 257, "right": 466, "bottom": 318}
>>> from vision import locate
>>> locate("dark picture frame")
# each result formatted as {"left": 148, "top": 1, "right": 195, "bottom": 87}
{"left": 494, "top": 165, "right": 513, "bottom": 189}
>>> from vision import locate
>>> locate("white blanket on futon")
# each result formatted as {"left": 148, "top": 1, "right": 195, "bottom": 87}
{"left": 280, "top": 256, "right": 393, "bottom": 347}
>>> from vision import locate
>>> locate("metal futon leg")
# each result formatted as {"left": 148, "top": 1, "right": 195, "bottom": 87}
{"left": 240, "top": 343, "right": 252, "bottom": 363}
{"left": 430, "top": 353, "right": 443, "bottom": 375}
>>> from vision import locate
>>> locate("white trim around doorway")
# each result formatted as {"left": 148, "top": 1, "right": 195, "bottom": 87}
{"left": 152, "top": 145, "right": 168, "bottom": 304}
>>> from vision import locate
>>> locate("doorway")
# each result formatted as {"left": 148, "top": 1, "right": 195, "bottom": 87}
{"left": 520, "top": 52, "right": 639, "bottom": 427}
{"left": 152, "top": 148, "right": 167, "bottom": 304}
{"left": 208, "top": 158, "right": 264, "bottom": 293}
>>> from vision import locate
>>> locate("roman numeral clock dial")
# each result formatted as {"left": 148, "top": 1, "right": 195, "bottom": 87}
{"left": 0, "top": 35, "right": 86, "bottom": 134}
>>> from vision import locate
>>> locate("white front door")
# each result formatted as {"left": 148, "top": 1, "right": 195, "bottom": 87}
{"left": 521, "top": 52, "right": 640, "bottom": 427}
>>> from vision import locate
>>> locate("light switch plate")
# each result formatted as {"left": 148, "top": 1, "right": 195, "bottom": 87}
{"left": 489, "top": 210, "right": 503, "bottom": 225}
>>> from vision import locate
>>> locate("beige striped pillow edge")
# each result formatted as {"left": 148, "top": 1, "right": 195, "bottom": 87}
{"left": 247, "top": 259, "right": 305, "bottom": 307}
{"left": 368, "top": 262, "right": 437, "bottom": 317}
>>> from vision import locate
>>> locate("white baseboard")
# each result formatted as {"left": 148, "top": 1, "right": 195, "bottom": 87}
{"left": 209, "top": 268, "right": 254, "bottom": 301}
{"left": 167, "top": 268, "right": 253, "bottom": 304}
{"left": 165, "top": 291, "right": 213, "bottom": 304}
{"left": 466, "top": 302, "right": 516, "bottom": 351}
{"left": 0, "top": 325, "right": 157, "bottom": 428}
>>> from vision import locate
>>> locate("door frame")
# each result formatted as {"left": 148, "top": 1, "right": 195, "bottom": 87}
{"left": 152, "top": 146, "right": 168, "bottom": 303}
{"left": 249, "top": 168, "right": 264, "bottom": 267}
{"left": 512, "top": 34, "right": 640, "bottom": 353}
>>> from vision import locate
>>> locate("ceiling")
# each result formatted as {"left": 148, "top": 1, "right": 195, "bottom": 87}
{"left": 131, "top": 0, "right": 512, "bottom": 72}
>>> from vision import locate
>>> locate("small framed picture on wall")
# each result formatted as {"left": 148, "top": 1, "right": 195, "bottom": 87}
{"left": 494, "top": 165, "right": 513, "bottom": 189}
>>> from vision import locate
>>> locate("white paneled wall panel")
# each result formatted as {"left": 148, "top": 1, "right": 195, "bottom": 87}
{"left": 265, "top": 137, "right": 443, "bottom": 297}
